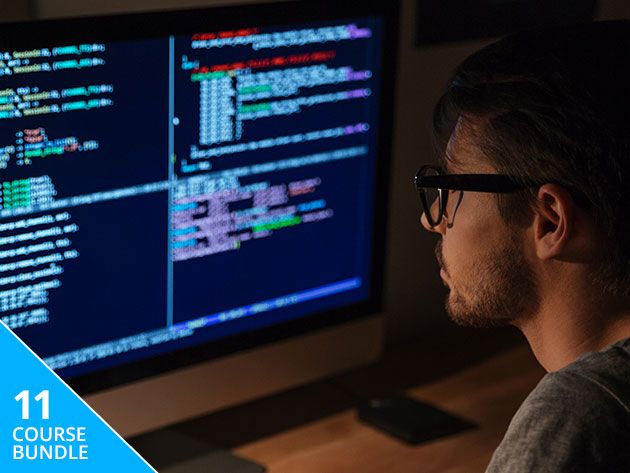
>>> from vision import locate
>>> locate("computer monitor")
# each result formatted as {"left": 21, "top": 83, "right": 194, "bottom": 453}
{"left": 0, "top": 0, "right": 399, "bottom": 436}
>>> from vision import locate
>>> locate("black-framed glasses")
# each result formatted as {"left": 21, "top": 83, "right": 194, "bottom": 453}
{"left": 415, "top": 165, "right": 540, "bottom": 227}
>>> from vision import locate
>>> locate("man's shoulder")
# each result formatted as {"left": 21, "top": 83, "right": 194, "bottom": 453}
{"left": 533, "top": 337, "right": 630, "bottom": 413}
{"left": 485, "top": 338, "right": 630, "bottom": 473}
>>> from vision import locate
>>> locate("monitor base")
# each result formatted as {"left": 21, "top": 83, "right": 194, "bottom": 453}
{"left": 129, "top": 428, "right": 265, "bottom": 473}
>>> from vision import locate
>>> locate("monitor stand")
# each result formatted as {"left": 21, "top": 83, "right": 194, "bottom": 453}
{"left": 129, "top": 428, "right": 266, "bottom": 473}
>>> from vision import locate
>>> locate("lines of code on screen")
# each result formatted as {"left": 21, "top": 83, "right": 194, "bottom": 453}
{"left": 0, "top": 17, "right": 383, "bottom": 379}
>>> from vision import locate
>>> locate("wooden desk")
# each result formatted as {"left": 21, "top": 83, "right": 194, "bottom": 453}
{"left": 235, "top": 344, "right": 546, "bottom": 472}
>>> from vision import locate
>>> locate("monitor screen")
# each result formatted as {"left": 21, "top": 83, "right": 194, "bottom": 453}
{"left": 0, "top": 3, "right": 395, "bottom": 387}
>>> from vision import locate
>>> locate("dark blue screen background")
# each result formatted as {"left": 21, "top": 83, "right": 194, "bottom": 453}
{"left": 0, "top": 16, "right": 383, "bottom": 380}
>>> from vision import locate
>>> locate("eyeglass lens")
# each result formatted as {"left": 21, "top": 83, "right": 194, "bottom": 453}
{"left": 421, "top": 167, "right": 441, "bottom": 224}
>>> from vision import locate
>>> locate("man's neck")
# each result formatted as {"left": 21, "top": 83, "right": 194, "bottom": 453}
{"left": 514, "top": 280, "right": 630, "bottom": 372}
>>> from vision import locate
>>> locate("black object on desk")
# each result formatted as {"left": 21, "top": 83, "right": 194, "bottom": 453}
{"left": 358, "top": 395, "right": 477, "bottom": 445}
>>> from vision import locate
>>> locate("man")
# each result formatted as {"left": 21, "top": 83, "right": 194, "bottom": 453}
{"left": 416, "top": 22, "right": 630, "bottom": 471}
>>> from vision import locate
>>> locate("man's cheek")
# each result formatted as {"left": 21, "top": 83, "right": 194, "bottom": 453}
{"left": 446, "top": 239, "right": 477, "bottom": 269}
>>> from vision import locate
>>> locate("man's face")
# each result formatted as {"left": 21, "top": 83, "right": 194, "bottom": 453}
{"left": 422, "top": 119, "right": 539, "bottom": 328}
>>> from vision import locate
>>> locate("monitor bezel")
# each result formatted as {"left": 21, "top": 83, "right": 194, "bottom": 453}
{"left": 0, "top": 0, "right": 400, "bottom": 395}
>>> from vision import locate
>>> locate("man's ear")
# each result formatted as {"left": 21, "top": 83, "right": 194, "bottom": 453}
{"left": 532, "top": 184, "right": 574, "bottom": 260}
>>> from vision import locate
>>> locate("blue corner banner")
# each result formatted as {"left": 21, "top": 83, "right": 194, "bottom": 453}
{"left": 0, "top": 320, "right": 156, "bottom": 472}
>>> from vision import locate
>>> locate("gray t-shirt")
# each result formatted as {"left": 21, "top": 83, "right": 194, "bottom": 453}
{"left": 486, "top": 337, "right": 630, "bottom": 472}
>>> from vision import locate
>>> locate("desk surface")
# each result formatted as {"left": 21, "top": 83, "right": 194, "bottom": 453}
{"left": 234, "top": 344, "right": 546, "bottom": 472}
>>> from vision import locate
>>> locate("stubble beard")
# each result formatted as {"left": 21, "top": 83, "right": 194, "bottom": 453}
{"left": 437, "top": 234, "right": 539, "bottom": 328}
